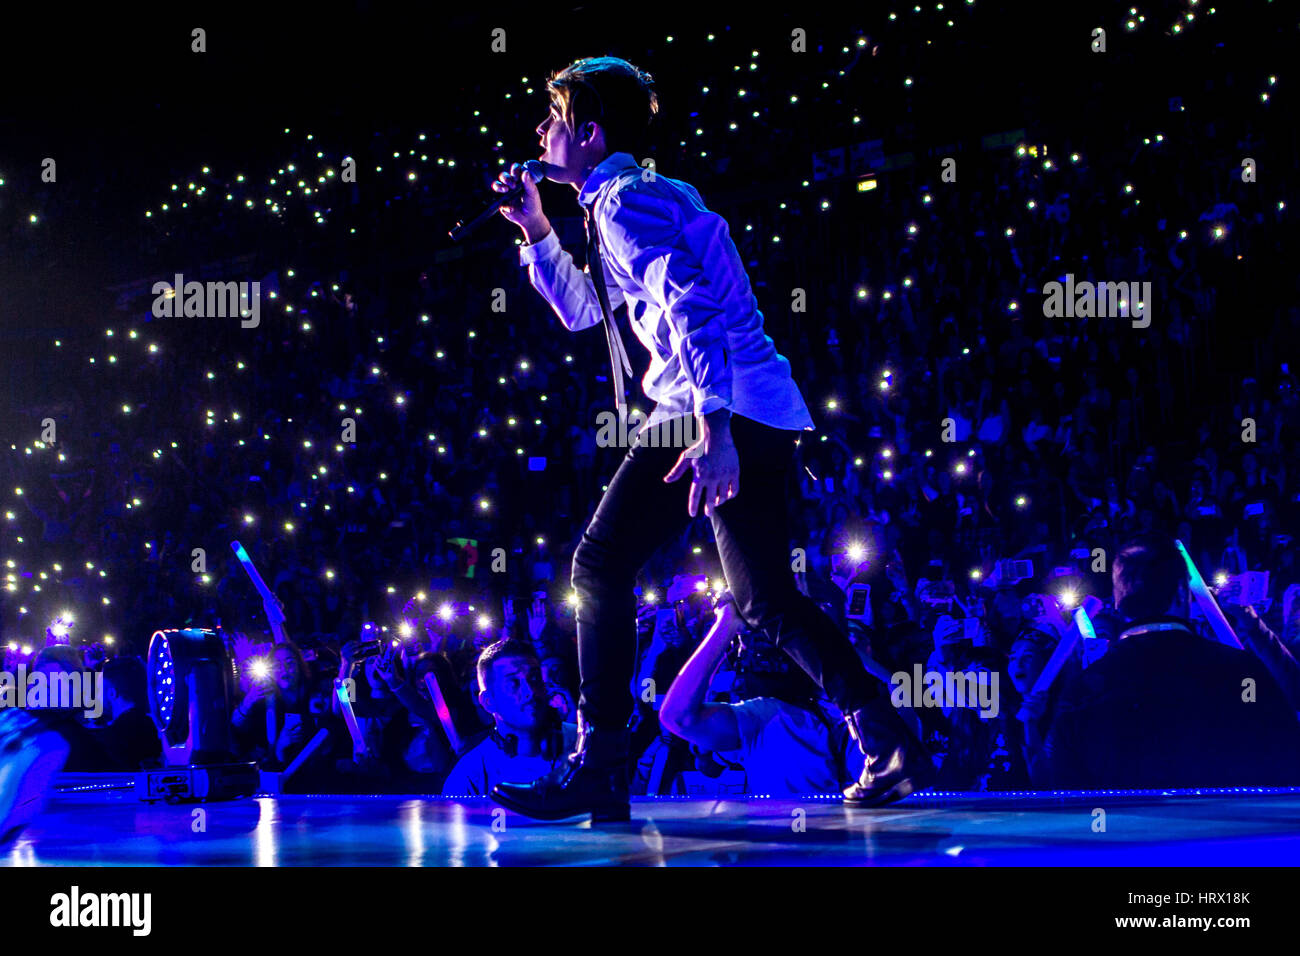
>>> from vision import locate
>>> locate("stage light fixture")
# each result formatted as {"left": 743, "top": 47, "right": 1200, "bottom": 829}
{"left": 142, "top": 629, "right": 257, "bottom": 802}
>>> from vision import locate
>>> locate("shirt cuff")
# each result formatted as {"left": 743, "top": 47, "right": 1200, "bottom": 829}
{"left": 518, "top": 228, "right": 560, "bottom": 266}
{"left": 694, "top": 392, "right": 731, "bottom": 418}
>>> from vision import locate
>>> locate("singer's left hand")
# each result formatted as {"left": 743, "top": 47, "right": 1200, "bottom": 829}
{"left": 664, "top": 416, "right": 740, "bottom": 518}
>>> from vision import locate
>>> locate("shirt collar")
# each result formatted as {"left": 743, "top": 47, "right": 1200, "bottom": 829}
{"left": 577, "top": 152, "right": 639, "bottom": 210}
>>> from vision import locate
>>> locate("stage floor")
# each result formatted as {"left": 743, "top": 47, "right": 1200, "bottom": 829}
{"left": 7, "top": 779, "right": 1300, "bottom": 866}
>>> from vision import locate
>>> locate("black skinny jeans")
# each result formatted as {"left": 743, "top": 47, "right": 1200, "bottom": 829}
{"left": 570, "top": 412, "right": 882, "bottom": 734}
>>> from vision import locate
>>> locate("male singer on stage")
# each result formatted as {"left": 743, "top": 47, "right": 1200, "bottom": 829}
{"left": 487, "top": 56, "right": 932, "bottom": 821}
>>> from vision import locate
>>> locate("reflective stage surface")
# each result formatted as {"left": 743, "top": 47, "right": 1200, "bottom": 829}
{"left": 8, "top": 779, "right": 1300, "bottom": 866}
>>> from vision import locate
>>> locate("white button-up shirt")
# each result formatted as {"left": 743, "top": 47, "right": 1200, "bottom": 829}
{"left": 519, "top": 152, "right": 815, "bottom": 431}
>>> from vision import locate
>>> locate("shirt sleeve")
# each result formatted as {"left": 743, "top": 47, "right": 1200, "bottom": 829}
{"left": 519, "top": 227, "right": 627, "bottom": 333}
{"left": 603, "top": 183, "right": 733, "bottom": 416}
{"left": 714, "top": 697, "right": 782, "bottom": 764}
{"left": 440, "top": 750, "right": 485, "bottom": 796}
{"left": 1033, "top": 702, "right": 1080, "bottom": 789}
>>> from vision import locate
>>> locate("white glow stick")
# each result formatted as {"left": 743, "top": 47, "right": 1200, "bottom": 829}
{"left": 231, "top": 540, "right": 287, "bottom": 631}
{"left": 1176, "top": 540, "right": 1243, "bottom": 649}
{"left": 284, "top": 727, "right": 331, "bottom": 781}
{"left": 1028, "top": 625, "right": 1080, "bottom": 697}
{"left": 1074, "top": 606, "right": 1097, "bottom": 641}
{"left": 333, "top": 678, "right": 369, "bottom": 758}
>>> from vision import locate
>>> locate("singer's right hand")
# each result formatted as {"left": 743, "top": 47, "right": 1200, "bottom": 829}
{"left": 492, "top": 163, "right": 548, "bottom": 236}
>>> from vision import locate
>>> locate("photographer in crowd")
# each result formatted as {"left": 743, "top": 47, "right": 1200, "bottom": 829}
{"left": 1034, "top": 533, "right": 1300, "bottom": 789}
{"left": 440, "top": 640, "right": 576, "bottom": 797}
{"left": 659, "top": 592, "right": 920, "bottom": 794}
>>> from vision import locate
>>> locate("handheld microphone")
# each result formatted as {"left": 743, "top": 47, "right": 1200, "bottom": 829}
{"left": 449, "top": 160, "right": 549, "bottom": 241}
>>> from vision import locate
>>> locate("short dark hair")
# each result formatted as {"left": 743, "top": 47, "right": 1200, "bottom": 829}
{"left": 31, "top": 644, "right": 82, "bottom": 674}
{"left": 476, "top": 639, "right": 538, "bottom": 694}
{"left": 103, "top": 656, "right": 147, "bottom": 706}
{"left": 1112, "top": 532, "right": 1187, "bottom": 621}
{"left": 547, "top": 56, "right": 658, "bottom": 158}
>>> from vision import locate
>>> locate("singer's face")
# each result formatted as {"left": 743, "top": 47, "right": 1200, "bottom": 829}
{"left": 536, "top": 101, "right": 598, "bottom": 186}
{"left": 536, "top": 103, "right": 574, "bottom": 181}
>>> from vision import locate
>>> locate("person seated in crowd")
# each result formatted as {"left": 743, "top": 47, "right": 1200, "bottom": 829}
{"left": 232, "top": 641, "right": 319, "bottom": 771}
{"left": 923, "top": 614, "right": 1002, "bottom": 789}
{"left": 659, "top": 595, "right": 920, "bottom": 794}
{"left": 1216, "top": 580, "right": 1300, "bottom": 713}
{"left": 539, "top": 654, "right": 578, "bottom": 724}
{"left": 398, "top": 652, "right": 460, "bottom": 778}
{"left": 992, "top": 613, "right": 1075, "bottom": 789}
{"left": 0, "top": 708, "right": 70, "bottom": 846}
{"left": 629, "top": 579, "right": 740, "bottom": 794}
{"left": 23, "top": 645, "right": 109, "bottom": 772}
{"left": 93, "top": 657, "right": 162, "bottom": 771}
{"left": 1035, "top": 532, "right": 1300, "bottom": 788}
{"left": 440, "top": 640, "right": 576, "bottom": 796}
{"left": 332, "top": 635, "right": 422, "bottom": 778}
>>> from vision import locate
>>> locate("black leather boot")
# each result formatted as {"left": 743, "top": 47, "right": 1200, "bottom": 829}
{"left": 842, "top": 695, "right": 934, "bottom": 807}
{"left": 490, "top": 714, "right": 631, "bottom": 822}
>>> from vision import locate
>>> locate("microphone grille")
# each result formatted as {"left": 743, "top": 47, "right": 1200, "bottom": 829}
{"left": 522, "top": 160, "right": 549, "bottom": 183}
